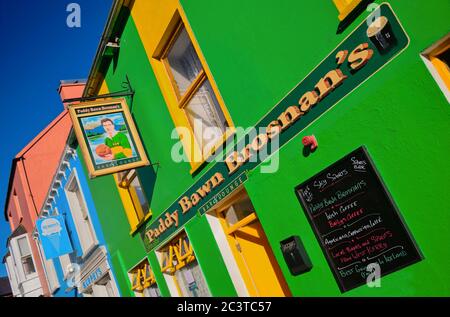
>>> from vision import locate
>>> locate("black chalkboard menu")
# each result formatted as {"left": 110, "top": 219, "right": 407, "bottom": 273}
{"left": 295, "top": 146, "right": 423, "bottom": 292}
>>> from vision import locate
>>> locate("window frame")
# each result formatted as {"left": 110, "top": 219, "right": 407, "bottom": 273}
{"left": 157, "top": 230, "right": 209, "bottom": 297}
{"left": 128, "top": 258, "right": 161, "bottom": 297}
{"left": 59, "top": 253, "right": 73, "bottom": 280}
{"left": 152, "top": 12, "right": 235, "bottom": 174}
{"left": 421, "top": 33, "right": 450, "bottom": 103}
{"left": 332, "top": 0, "right": 363, "bottom": 21}
{"left": 114, "top": 169, "right": 152, "bottom": 234}
{"left": 64, "top": 168, "right": 98, "bottom": 257}
{"left": 95, "top": 273, "right": 119, "bottom": 297}
{"left": 10, "top": 234, "right": 38, "bottom": 282}
{"left": 36, "top": 237, "right": 60, "bottom": 294}
{"left": 5, "top": 255, "right": 20, "bottom": 295}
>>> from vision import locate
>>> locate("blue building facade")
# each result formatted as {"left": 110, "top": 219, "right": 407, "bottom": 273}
{"left": 34, "top": 141, "right": 121, "bottom": 297}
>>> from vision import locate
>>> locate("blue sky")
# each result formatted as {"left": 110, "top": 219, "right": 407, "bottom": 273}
{"left": 0, "top": 1, "right": 112, "bottom": 277}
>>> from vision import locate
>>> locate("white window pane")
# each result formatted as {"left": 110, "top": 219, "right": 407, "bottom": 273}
{"left": 98, "top": 275, "right": 116, "bottom": 297}
{"left": 17, "top": 237, "right": 30, "bottom": 257}
{"left": 185, "top": 79, "right": 227, "bottom": 151}
{"left": 60, "top": 254, "right": 72, "bottom": 277}
{"left": 130, "top": 176, "right": 149, "bottom": 216}
{"left": 175, "top": 260, "right": 210, "bottom": 297}
{"left": 22, "top": 256, "right": 36, "bottom": 275}
{"left": 225, "top": 197, "right": 255, "bottom": 226}
{"left": 65, "top": 171, "right": 97, "bottom": 254}
{"left": 167, "top": 27, "right": 202, "bottom": 96}
{"left": 37, "top": 241, "right": 59, "bottom": 292}
{"left": 144, "top": 285, "right": 161, "bottom": 297}
{"left": 73, "top": 183, "right": 89, "bottom": 220}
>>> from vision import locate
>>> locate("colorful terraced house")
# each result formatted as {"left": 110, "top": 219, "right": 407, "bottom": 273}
{"left": 71, "top": 0, "right": 450, "bottom": 297}
{"left": 3, "top": 0, "right": 449, "bottom": 297}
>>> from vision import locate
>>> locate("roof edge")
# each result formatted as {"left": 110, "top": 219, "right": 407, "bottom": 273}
{"left": 83, "top": 0, "right": 130, "bottom": 97}
{"left": 4, "top": 110, "right": 70, "bottom": 220}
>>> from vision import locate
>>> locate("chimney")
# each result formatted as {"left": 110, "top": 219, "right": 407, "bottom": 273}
{"left": 58, "top": 79, "right": 86, "bottom": 109}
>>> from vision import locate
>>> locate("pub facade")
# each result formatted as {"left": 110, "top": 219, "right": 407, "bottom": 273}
{"left": 75, "top": 0, "right": 450, "bottom": 297}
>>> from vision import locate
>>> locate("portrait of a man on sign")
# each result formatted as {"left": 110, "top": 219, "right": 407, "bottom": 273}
{"left": 68, "top": 98, "right": 149, "bottom": 178}
{"left": 80, "top": 113, "right": 137, "bottom": 164}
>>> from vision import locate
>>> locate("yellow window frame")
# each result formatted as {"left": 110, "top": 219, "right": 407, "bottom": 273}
{"left": 221, "top": 212, "right": 258, "bottom": 236}
{"left": 429, "top": 40, "right": 450, "bottom": 92}
{"left": 132, "top": 0, "right": 235, "bottom": 174}
{"left": 158, "top": 20, "right": 235, "bottom": 173}
{"left": 114, "top": 171, "right": 152, "bottom": 235}
{"left": 160, "top": 245, "right": 176, "bottom": 275}
{"left": 129, "top": 260, "right": 158, "bottom": 295}
{"left": 130, "top": 268, "right": 144, "bottom": 292}
{"left": 142, "top": 263, "right": 157, "bottom": 288}
{"left": 173, "top": 236, "right": 195, "bottom": 269}
{"left": 159, "top": 232, "right": 196, "bottom": 275}
{"left": 333, "top": 0, "right": 362, "bottom": 21}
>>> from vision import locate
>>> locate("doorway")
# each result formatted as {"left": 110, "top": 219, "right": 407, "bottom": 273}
{"left": 215, "top": 190, "right": 291, "bottom": 297}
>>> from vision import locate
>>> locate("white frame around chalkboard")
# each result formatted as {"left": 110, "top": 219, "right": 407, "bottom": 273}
{"left": 294, "top": 145, "right": 423, "bottom": 293}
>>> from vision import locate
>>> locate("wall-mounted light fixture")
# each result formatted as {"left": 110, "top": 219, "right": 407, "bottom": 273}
{"left": 103, "top": 37, "right": 120, "bottom": 57}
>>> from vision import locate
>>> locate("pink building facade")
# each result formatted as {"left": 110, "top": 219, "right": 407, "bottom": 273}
{"left": 3, "top": 81, "right": 84, "bottom": 297}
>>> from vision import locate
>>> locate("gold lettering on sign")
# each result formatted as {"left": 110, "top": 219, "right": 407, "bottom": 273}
{"left": 224, "top": 42, "right": 375, "bottom": 176}
{"left": 299, "top": 91, "right": 319, "bottom": 113}
{"left": 314, "top": 69, "right": 348, "bottom": 101}
{"left": 278, "top": 105, "right": 303, "bottom": 131}
{"left": 348, "top": 43, "right": 373, "bottom": 70}
{"left": 145, "top": 211, "right": 179, "bottom": 243}
{"left": 179, "top": 172, "right": 225, "bottom": 214}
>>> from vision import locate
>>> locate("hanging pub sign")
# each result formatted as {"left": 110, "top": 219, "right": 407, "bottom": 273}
{"left": 68, "top": 98, "right": 149, "bottom": 178}
{"left": 295, "top": 147, "right": 423, "bottom": 292}
{"left": 140, "top": 3, "right": 410, "bottom": 252}
{"left": 37, "top": 215, "right": 73, "bottom": 259}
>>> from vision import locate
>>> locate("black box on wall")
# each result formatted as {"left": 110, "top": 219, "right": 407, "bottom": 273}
{"left": 280, "top": 236, "right": 313, "bottom": 276}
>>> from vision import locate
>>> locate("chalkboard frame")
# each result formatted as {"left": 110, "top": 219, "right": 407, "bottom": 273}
{"left": 294, "top": 145, "right": 423, "bottom": 293}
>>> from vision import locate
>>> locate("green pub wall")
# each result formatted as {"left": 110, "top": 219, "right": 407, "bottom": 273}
{"left": 81, "top": 0, "right": 450, "bottom": 296}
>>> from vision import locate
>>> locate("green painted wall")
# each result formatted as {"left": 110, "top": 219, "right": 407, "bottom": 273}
{"left": 83, "top": 0, "right": 449, "bottom": 297}
{"left": 179, "top": 0, "right": 450, "bottom": 296}
{"left": 83, "top": 7, "right": 237, "bottom": 297}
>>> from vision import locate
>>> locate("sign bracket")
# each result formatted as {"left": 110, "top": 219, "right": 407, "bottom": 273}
{"left": 62, "top": 75, "right": 135, "bottom": 108}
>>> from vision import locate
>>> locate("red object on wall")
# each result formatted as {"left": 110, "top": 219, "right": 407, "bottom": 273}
{"left": 302, "top": 135, "right": 318, "bottom": 151}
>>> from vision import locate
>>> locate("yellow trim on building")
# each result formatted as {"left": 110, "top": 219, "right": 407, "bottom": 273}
{"left": 129, "top": 259, "right": 158, "bottom": 296}
{"left": 131, "top": 0, "right": 235, "bottom": 174}
{"left": 333, "top": 0, "right": 362, "bottom": 21}
{"left": 429, "top": 38, "right": 450, "bottom": 92}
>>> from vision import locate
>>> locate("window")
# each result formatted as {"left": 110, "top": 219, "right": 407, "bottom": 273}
{"left": 163, "top": 25, "right": 229, "bottom": 158}
{"left": 16, "top": 236, "right": 36, "bottom": 277}
{"left": 95, "top": 274, "right": 118, "bottom": 297}
{"left": 36, "top": 239, "right": 59, "bottom": 293}
{"left": 153, "top": 16, "right": 234, "bottom": 172}
{"left": 59, "top": 253, "right": 75, "bottom": 279}
{"left": 158, "top": 231, "right": 210, "bottom": 297}
{"left": 129, "top": 259, "right": 161, "bottom": 297}
{"left": 115, "top": 169, "right": 151, "bottom": 232}
{"left": 332, "top": 0, "right": 362, "bottom": 21}
{"left": 9, "top": 234, "right": 38, "bottom": 284}
{"left": 5, "top": 255, "right": 20, "bottom": 295}
{"left": 421, "top": 33, "right": 450, "bottom": 102}
{"left": 223, "top": 196, "right": 256, "bottom": 228}
{"left": 65, "top": 169, "right": 97, "bottom": 255}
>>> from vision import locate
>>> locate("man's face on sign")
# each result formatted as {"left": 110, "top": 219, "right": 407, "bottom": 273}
{"left": 102, "top": 120, "right": 115, "bottom": 135}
